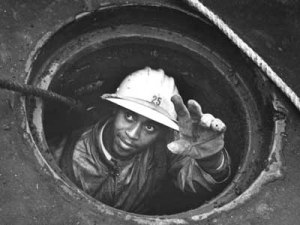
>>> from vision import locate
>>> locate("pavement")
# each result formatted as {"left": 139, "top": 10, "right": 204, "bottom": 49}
{"left": 0, "top": 0, "right": 300, "bottom": 225}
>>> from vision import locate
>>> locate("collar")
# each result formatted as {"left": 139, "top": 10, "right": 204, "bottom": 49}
{"left": 97, "top": 118, "right": 151, "bottom": 167}
{"left": 98, "top": 119, "right": 133, "bottom": 166}
{"left": 99, "top": 119, "right": 113, "bottom": 161}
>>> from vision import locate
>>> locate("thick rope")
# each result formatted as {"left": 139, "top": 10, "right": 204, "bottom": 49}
{"left": 0, "top": 78, "right": 84, "bottom": 112}
{"left": 2, "top": 2, "right": 299, "bottom": 113}
{"left": 185, "top": 0, "right": 300, "bottom": 112}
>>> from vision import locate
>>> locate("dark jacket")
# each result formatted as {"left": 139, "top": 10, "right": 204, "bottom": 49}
{"left": 59, "top": 117, "right": 230, "bottom": 213}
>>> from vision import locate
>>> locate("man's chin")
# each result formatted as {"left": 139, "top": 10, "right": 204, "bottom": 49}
{"left": 112, "top": 143, "right": 136, "bottom": 160}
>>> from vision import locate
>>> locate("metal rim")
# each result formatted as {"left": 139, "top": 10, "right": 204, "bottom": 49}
{"left": 21, "top": 2, "right": 286, "bottom": 223}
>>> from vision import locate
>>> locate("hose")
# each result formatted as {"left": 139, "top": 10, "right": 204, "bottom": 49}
{"left": 0, "top": 78, "right": 84, "bottom": 112}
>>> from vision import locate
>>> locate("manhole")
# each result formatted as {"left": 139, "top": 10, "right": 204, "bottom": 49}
{"left": 22, "top": 0, "right": 286, "bottom": 223}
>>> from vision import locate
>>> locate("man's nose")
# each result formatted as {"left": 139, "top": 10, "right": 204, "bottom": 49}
{"left": 126, "top": 123, "right": 141, "bottom": 140}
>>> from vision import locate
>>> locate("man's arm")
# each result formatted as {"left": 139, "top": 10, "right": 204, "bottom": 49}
{"left": 167, "top": 95, "right": 231, "bottom": 191}
{"left": 195, "top": 148, "right": 231, "bottom": 182}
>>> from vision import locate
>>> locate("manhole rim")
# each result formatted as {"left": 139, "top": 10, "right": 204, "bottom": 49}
{"left": 19, "top": 2, "right": 286, "bottom": 223}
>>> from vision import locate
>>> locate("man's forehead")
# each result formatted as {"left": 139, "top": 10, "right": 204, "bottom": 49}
{"left": 119, "top": 108, "right": 163, "bottom": 126}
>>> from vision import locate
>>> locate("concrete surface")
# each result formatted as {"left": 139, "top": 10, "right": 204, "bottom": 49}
{"left": 0, "top": 0, "right": 300, "bottom": 224}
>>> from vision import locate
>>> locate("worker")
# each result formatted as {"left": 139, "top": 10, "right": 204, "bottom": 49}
{"left": 58, "top": 67, "right": 231, "bottom": 213}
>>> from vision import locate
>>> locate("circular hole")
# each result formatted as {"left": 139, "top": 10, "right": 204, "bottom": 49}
{"left": 25, "top": 2, "right": 277, "bottom": 218}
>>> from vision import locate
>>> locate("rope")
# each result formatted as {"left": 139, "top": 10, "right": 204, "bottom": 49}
{"left": 2, "top": 2, "right": 299, "bottom": 113}
{"left": 0, "top": 78, "right": 84, "bottom": 112}
{"left": 185, "top": 0, "right": 300, "bottom": 112}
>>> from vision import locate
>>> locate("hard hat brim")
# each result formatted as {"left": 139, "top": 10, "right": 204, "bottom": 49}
{"left": 102, "top": 94, "right": 179, "bottom": 131}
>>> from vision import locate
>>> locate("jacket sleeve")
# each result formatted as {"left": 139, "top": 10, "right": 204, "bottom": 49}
{"left": 167, "top": 148, "right": 231, "bottom": 193}
{"left": 58, "top": 128, "right": 91, "bottom": 189}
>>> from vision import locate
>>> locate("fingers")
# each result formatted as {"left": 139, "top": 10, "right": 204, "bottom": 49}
{"left": 200, "top": 114, "right": 215, "bottom": 127}
{"left": 167, "top": 139, "right": 190, "bottom": 155}
{"left": 211, "top": 118, "right": 226, "bottom": 132}
{"left": 200, "top": 114, "right": 226, "bottom": 132}
{"left": 171, "top": 95, "right": 190, "bottom": 119}
{"left": 171, "top": 95, "right": 192, "bottom": 136}
{"left": 187, "top": 99, "right": 203, "bottom": 121}
{"left": 171, "top": 95, "right": 226, "bottom": 133}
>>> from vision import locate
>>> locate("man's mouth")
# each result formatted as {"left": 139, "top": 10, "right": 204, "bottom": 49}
{"left": 118, "top": 136, "right": 136, "bottom": 150}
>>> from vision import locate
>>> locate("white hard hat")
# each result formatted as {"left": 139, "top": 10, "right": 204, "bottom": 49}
{"left": 101, "top": 67, "right": 179, "bottom": 131}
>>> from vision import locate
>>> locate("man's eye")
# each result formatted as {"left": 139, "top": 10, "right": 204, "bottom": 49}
{"left": 145, "top": 125, "right": 155, "bottom": 132}
{"left": 125, "top": 112, "right": 134, "bottom": 121}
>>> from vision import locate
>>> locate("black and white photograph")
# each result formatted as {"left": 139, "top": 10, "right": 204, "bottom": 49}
{"left": 0, "top": 0, "right": 299, "bottom": 224}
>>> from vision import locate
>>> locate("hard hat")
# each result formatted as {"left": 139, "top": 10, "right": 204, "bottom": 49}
{"left": 101, "top": 67, "right": 179, "bottom": 131}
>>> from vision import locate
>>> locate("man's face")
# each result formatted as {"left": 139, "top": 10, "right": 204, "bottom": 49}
{"left": 111, "top": 108, "right": 164, "bottom": 159}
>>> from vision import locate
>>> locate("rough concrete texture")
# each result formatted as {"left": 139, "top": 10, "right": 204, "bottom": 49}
{"left": 0, "top": 0, "right": 300, "bottom": 225}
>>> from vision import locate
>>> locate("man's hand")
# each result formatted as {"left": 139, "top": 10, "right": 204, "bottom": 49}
{"left": 167, "top": 95, "right": 226, "bottom": 160}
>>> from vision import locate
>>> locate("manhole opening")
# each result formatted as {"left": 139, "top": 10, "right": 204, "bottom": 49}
{"left": 24, "top": 2, "right": 276, "bottom": 217}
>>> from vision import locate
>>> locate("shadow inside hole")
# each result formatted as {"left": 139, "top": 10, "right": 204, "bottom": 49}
{"left": 42, "top": 42, "right": 245, "bottom": 215}
{"left": 22, "top": 2, "right": 279, "bottom": 217}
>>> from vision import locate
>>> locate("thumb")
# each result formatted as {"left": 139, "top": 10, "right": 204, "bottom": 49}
{"left": 167, "top": 139, "right": 190, "bottom": 154}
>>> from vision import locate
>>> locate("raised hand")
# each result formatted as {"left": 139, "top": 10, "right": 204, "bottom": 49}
{"left": 167, "top": 95, "right": 226, "bottom": 159}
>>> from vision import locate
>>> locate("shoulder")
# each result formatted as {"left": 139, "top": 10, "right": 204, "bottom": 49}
{"left": 73, "top": 118, "right": 106, "bottom": 162}
{"left": 74, "top": 115, "right": 111, "bottom": 152}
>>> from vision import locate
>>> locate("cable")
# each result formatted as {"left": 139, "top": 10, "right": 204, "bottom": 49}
{"left": 0, "top": 78, "right": 84, "bottom": 112}
{"left": 185, "top": 0, "right": 300, "bottom": 112}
